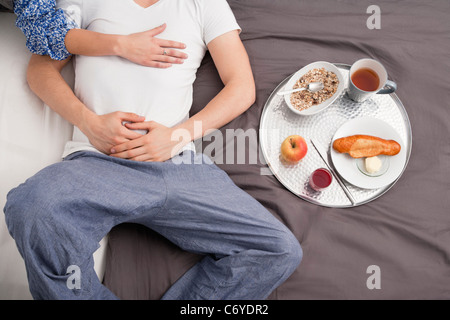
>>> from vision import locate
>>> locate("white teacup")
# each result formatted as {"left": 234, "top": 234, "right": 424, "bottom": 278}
{"left": 347, "top": 58, "right": 397, "bottom": 102}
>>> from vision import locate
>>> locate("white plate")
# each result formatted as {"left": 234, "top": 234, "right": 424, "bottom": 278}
{"left": 330, "top": 118, "right": 407, "bottom": 189}
{"left": 284, "top": 61, "right": 345, "bottom": 116}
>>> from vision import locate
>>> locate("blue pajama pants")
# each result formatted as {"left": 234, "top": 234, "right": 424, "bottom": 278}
{"left": 4, "top": 151, "right": 302, "bottom": 300}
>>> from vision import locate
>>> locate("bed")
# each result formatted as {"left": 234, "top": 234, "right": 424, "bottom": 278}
{"left": 0, "top": 11, "right": 108, "bottom": 299}
{"left": 1, "top": 0, "right": 450, "bottom": 300}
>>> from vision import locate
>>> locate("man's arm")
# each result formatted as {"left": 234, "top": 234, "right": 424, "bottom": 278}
{"left": 177, "top": 29, "right": 256, "bottom": 138}
{"left": 27, "top": 54, "right": 145, "bottom": 154}
{"left": 111, "top": 30, "right": 255, "bottom": 162}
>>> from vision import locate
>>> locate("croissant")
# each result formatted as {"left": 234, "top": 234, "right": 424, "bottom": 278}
{"left": 333, "top": 135, "right": 401, "bottom": 158}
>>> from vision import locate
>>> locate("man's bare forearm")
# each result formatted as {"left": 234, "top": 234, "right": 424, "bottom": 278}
{"left": 174, "top": 30, "right": 255, "bottom": 143}
{"left": 175, "top": 80, "right": 255, "bottom": 141}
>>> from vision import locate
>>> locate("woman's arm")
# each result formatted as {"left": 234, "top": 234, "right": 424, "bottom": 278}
{"left": 110, "top": 30, "right": 256, "bottom": 162}
{"left": 27, "top": 54, "right": 146, "bottom": 154}
{"left": 14, "top": 0, "right": 187, "bottom": 67}
{"left": 14, "top": 0, "right": 75, "bottom": 60}
{"left": 65, "top": 24, "right": 188, "bottom": 68}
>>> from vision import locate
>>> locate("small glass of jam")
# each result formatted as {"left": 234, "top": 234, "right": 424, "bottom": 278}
{"left": 309, "top": 168, "right": 333, "bottom": 191}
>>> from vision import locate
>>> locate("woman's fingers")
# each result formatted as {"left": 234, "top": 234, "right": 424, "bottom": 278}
{"left": 147, "top": 23, "right": 167, "bottom": 37}
{"left": 156, "top": 40, "right": 188, "bottom": 60}
{"left": 154, "top": 54, "right": 185, "bottom": 65}
{"left": 146, "top": 61, "right": 173, "bottom": 68}
{"left": 156, "top": 37, "right": 187, "bottom": 50}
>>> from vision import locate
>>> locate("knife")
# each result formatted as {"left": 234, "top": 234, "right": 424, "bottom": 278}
{"left": 310, "top": 139, "right": 356, "bottom": 206}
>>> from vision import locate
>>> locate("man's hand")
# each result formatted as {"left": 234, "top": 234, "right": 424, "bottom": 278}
{"left": 116, "top": 24, "right": 188, "bottom": 68}
{"left": 109, "top": 121, "right": 189, "bottom": 162}
{"left": 79, "top": 111, "right": 146, "bottom": 155}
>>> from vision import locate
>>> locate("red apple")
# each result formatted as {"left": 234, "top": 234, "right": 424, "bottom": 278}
{"left": 280, "top": 135, "right": 308, "bottom": 163}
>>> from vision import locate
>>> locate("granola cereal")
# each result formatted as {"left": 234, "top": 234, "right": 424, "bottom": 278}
{"left": 290, "top": 68, "right": 339, "bottom": 111}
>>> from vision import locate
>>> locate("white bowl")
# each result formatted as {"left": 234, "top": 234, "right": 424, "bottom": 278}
{"left": 284, "top": 61, "right": 345, "bottom": 116}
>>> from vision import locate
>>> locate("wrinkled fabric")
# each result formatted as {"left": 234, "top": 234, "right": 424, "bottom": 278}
{"left": 104, "top": 0, "right": 450, "bottom": 300}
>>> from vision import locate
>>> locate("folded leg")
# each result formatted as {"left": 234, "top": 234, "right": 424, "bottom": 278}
{"left": 3, "top": 151, "right": 167, "bottom": 299}
{"left": 141, "top": 152, "right": 303, "bottom": 300}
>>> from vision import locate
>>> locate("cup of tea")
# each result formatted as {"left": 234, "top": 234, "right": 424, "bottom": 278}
{"left": 347, "top": 58, "right": 397, "bottom": 102}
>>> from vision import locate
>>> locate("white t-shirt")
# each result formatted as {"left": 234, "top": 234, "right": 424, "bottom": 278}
{"left": 57, "top": 0, "right": 241, "bottom": 158}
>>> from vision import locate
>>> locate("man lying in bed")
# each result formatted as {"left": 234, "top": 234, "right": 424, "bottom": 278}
{"left": 4, "top": 0, "right": 302, "bottom": 299}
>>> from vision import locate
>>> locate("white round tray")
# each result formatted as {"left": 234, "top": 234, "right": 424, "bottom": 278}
{"left": 259, "top": 63, "right": 412, "bottom": 208}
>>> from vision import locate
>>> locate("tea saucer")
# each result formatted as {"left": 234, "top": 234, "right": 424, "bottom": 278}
{"left": 330, "top": 118, "right": 407, "bottom": 189}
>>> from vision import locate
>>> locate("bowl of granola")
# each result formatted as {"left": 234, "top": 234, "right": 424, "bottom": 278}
{"left": 284, "top": 61, "right": 345, "bottom": 116}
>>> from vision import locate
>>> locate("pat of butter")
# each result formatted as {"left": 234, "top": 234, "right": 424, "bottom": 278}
{"left": 365, "top": 156, "right": 382, "bottom": 174}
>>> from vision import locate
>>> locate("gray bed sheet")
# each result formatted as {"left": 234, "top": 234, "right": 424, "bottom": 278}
{"left": 103, "top": 0, "right": 450, "bottom": 299}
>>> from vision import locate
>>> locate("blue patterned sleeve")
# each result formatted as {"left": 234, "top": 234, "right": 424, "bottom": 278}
{"left": 13, "top": 0, "right": 78, "bottom": 60}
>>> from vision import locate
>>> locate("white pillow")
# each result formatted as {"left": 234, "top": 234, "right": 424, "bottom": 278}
{"left": 0, "top": 12, "right": 74, "bottom": 299}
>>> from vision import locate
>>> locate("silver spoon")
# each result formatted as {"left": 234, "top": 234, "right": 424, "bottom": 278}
{"left": 277, "top": 82, "right": 324, "bottom": 96}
